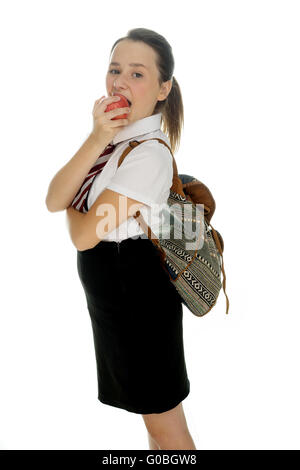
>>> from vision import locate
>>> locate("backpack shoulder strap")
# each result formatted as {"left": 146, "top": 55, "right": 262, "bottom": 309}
{"left": 118, "top": 138, "right": 185, "bottom": 197}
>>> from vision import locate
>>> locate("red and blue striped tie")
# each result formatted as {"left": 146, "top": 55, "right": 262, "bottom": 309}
{"left": 71, "top": 143, "right": 116, "bottom": 213}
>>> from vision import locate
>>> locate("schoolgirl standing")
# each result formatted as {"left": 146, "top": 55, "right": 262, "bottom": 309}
{"left": 46, "top": 28, "right": 196, "bottom": 451}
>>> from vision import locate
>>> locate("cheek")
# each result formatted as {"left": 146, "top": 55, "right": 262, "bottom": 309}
{"left": 135, "top": 84, "right": 149, "bottom": 100}
{"left": 106, "top": 76, "right": 113, "bottom": 90}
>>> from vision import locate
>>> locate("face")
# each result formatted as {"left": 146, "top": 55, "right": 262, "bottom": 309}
{"left": 106, "top": 40, "right": 172, "bottom": 123}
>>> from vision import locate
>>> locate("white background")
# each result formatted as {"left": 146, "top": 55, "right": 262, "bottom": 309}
{"left": 1, "top": 0, "right": 299, "bottom": 450}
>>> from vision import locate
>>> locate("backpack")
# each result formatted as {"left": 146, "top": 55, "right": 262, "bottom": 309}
{"left": 117, "top": 138, "right": 230, "bottom": 317}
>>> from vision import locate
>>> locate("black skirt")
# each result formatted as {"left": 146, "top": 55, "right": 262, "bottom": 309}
{"left": 76, "top": 234, "right": 190, "bottom": 414}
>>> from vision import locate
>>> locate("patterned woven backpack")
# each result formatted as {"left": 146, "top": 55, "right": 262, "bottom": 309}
{"left": 117, "top": 138, "right": 230, "bottom": 317}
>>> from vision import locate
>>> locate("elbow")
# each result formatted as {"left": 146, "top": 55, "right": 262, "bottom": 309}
{"left": 76, "top": 238, "right": 95, "bottom": 252}
{"left": 74, "top": 240, "right": 84, "bottom": 251}
{"left": 75, "top": 236, "right": 85, "bottom": 251}
{"left": 45, "top": 184, "right": 58, "bottom": 212}
{"left": 71, "top": 228, "right": 88, "bottom": 251}
{"left": 76, "top": 242, "right": 89, "bottom": 252}
{"left": 76, "top": 245, "right": 86, "bottom": 252}
{"left": 45, "top": 195, "right": 55, "bottom": 212}
{"left": 68, "top": 230, "right": 83, "bottom": 251}
{"left": 45, "top": 194, "right": 64, "bottom": 213}
{"left": 76, "top": 234, "right": 100, "bottom": 252}
{"left": 45, "top": 200, "right": 57, "bottom": 213}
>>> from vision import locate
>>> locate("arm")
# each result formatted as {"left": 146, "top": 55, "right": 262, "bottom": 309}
{"left": 66, "top": 205, "right": 86, "bottom": 249}
{"left": 66, "top": 189, "right": 144, "bottom": 251}
{"left": 45, "top": 133, "right": 108, "bottom": 213}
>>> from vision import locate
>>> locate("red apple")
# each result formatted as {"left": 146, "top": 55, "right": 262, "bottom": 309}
{"left": 105, "top": 92, "right": 130, "bottom": 120}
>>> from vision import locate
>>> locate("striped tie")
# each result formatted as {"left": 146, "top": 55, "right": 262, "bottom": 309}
{"left": 71, "top": 143, "right": 116, "bottom": 213}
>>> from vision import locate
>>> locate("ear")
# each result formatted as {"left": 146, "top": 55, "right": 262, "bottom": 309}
{"left": 157, "top": 79, "right": 173, "bottom": 102}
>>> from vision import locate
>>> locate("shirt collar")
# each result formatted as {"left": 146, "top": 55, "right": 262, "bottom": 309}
{"left": 112, "top": 112, "right": 162, "bottom": 145}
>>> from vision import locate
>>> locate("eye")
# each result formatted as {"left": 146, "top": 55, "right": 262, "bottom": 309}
{"left": 108, "top": 69, "right": 143, "bottom": 78}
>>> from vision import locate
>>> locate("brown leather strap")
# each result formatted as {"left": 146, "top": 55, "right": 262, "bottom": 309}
{"left": 132, "top": 210, "right": 171, "bottom": 279}
{"left": 128, "top": 138, "right": 201, "bottom": 281}
{"left": 118, "top": 138, "right": 186, "bottom": 197}
{"left": 210, "top": 223, "right": 230, "bottom": 315}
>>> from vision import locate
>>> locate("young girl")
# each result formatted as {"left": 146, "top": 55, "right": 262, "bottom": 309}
{"left": 46, "top": 28, "right": 196, "bottom": 451}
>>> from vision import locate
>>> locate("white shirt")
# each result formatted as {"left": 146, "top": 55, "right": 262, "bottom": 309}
{"left": 87, "top": 112, "right": 173, "bottom": 242}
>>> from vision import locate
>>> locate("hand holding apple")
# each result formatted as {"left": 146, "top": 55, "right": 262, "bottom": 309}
{"left": 90, "top": 93, "right": 131, "bottom": 145}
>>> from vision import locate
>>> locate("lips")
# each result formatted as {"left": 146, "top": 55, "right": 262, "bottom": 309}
{"left": 113, "top": 92, "right": 131, "bottom": 106}
{"left": 122, "top": 96, "right": 131, "bottom": 106}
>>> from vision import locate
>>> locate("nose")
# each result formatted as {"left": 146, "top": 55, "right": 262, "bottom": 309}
{"left": 113, "top": 82, "right": 122, "bottom": 92}
{"left": 112, "top": 75, "right": 128, "bottom": 92}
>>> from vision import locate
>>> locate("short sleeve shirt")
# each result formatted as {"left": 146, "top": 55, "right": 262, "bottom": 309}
{"left": 87, "top": 112, "right": 173, "bottom": 242}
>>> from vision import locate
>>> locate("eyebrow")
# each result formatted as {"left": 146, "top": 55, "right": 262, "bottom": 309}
{"left": 109, "top": 62, "right": 148, "bottom": 70}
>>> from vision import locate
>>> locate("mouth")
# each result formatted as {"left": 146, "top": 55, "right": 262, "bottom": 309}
{"left": 113, "top": 92, "right": 132, "bottom": 107}
{"left": 122, "top": 96, "right": 132, "bottom": 107}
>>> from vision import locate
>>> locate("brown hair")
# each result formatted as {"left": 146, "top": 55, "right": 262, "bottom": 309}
{"left": 109, "top": 28, "right": 184, "bottom": 155}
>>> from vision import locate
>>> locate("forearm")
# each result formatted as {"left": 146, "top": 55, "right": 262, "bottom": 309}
{"left": 65, "top": 205, "right": 86, "bottom": 249}
{"left": 45, "top": 133, "right": 108, "bottom": 212}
